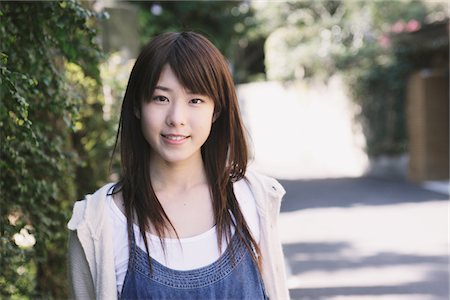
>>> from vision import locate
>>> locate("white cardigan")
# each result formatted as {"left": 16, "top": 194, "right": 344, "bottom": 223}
{"left": 67, "top": 170, "right": 290, "bottom": 299}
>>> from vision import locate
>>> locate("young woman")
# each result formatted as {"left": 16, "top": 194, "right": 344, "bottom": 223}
{"left": 68, "top": 32, "right": 289, "bottom": 299}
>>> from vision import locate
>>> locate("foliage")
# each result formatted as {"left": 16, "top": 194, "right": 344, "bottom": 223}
{"left": 134, "top": 1, "right": 258, "bottom": 83}
{"left": 253, "top": 0, "right": 447, "bottom": 157}
{"left": 0, "top": 1, "right": 103, "bottom": 298}
{"left": 343, "top": 50, "right": 413, "bottom": 156}
{"left": 68, "top": 51, "right": 133, "bottom": 199}
{"left": 66, "top": 61, "right": 120, "bottom": 201}
{"left": 256, "top": 0, "right": 350, "bottom": 81}
{"left": 336, "top": 0, "right": 446, "bottom": 157}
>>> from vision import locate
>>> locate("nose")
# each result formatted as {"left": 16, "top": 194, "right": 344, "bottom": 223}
{"left": 166, "top": 102, "right": 186, "bottom": 127}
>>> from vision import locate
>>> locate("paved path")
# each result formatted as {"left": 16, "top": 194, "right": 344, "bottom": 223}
{"left": 236, "top": 80, "right": 448, "bottom": 299}
{"left": 278, "top": 177, "right": 448, "bottom": 300}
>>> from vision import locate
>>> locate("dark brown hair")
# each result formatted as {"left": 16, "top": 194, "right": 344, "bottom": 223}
{"left": 112, "top": 32, "right": 260, "bottom": 268}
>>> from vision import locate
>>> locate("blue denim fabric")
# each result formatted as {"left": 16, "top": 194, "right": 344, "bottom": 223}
{"left": 121, "top": 228, "right": 268, "bottom": 300}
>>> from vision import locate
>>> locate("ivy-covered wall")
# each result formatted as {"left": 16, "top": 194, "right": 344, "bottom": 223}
{"left": 0, "top": 1, "right": 104, "bottom": 298}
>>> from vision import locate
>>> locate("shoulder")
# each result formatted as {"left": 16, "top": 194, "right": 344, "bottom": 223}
{"left": 235, "top": 168, "right": 285, "bottom": 218}
{"left": 242, "top": 168, "right": 285, "bottom": 201}
{"left": 67, "top": 182, "right": 116, "bottom": 231}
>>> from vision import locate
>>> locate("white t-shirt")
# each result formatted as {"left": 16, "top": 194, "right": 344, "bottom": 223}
{"left": 106, "top": 179, "right": 260, "bottom": 294}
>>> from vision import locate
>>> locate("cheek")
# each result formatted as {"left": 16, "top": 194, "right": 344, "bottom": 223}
{"left": 140, "top": 111, "right": 161, "bottom": 138}
{"left": 198, "top": 113, "right": 215, "bottom": 135}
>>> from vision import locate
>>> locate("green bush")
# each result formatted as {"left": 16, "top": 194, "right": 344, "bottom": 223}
{"left": 343, "top": 48, "right": 412, "bottom": 156}
{"left": 337, "top": 1, "right": 443, "bottom": 157}
{"left": 0, "top": 1, "right": 102, "bottom": 298}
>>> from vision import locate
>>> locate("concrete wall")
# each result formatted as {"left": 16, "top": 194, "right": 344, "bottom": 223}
{"left": 98, "top": 2, "right": 140, "bottom": 58}
{"left": 237, "top": 77, "right": 369, "bottom": 179}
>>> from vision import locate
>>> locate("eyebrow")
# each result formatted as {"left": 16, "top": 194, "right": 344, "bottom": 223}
{"left": 154, "top": 85, "right": 197, "bottom": 95}
{"left": 154, "top": 85, "right": 172, "bottom": 92}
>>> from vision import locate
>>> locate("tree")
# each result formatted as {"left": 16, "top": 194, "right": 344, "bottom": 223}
{"left": 134, "top": 1, "right": 259, "bottom": 83}
{"left": 336, "top": 0, "right": 445, "bottom": 157}
{"left": 253, "top": 0, "right": 447, "bottom": 156}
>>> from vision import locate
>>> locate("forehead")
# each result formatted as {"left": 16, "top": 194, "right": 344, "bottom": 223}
{"left": 156, "top": 65, "right": 182, "bottom": 87}
{"left": 155, "top": 65, "right": 199, "bottom": 95}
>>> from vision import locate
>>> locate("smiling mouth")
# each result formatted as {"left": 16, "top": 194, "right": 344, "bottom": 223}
{"left": 161, "top": 134, "right": 189, "bottom": 142}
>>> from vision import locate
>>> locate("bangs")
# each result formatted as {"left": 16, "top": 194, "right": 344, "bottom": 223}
{"left": 166, "top": 33, "right": 226, "bottom": 108}
{"left": 137, "top": 32, "right": 231, "bottom": 113}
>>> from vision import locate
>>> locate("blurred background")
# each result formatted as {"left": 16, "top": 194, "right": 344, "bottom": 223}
{"left": 1, "top": 0, "right": 448, "bottom": 299}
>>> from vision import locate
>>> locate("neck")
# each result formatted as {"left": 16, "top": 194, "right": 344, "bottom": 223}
{"left": 149, "top": 153, "right": 208, "bottom": 192}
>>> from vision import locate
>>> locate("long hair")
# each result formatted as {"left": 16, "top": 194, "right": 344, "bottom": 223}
{"left": 112, "top": 32, "right": 260, "bottom": 269}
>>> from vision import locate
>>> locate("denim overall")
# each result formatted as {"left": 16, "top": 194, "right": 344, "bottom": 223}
{"left": 121, "top": 228, "right": 268, "bottom": 299}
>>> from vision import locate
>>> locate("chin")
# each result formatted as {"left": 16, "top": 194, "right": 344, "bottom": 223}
{"left": 150, "top": 147, "right": 202, "bottom": 165}
{"left": 160, "top": 153, "right": 195, "bottom": 164}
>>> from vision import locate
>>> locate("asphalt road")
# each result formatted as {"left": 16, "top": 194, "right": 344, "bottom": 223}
{"left": 277, "top": 176, "right": 449, "bottom": 300}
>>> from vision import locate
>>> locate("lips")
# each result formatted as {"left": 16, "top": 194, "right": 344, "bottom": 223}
{"left": 161, "top": 134, "right": 189, "bottom": 144}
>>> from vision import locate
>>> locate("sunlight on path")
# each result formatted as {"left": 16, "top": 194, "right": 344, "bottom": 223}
{"left": 279, "top": 200, "right": 448, "bottom": 299}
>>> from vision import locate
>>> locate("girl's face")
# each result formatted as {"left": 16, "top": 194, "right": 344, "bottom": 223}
{"left": 139, "top": 64, "right": 216, "bottom": 166}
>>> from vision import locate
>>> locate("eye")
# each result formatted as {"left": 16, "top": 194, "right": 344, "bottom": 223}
{"left": 190, "top": 98, "right": 204, "bottom": 104}
{"left": 152, "top": 95, "right": 169, "bottom": 103}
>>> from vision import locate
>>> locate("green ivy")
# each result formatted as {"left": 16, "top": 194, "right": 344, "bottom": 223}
{"left": 0, "top": 1, "right": 102, "bottom": 298}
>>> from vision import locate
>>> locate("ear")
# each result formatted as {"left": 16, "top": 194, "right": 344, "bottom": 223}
{"left": 134, "top": 107, "right": 141, "bottom": 119}
{"left": 212, "top": 110, "right": 220, "bottom": 123}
